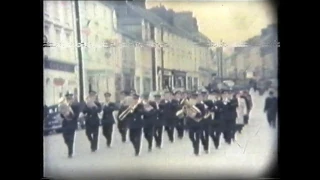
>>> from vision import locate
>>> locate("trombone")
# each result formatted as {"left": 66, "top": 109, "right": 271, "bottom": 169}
{"left": 118, "top": 98, "right": 142, "bottom": 121}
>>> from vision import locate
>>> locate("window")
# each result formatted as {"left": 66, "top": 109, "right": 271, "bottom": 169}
{"left": 44, "top": 25, "right": 49, "bottom": 37}
{"left": 136, "top": 77, "right": 140, "bottom": 94}
{"left": 55, "top": 28, "right": 61, "bottom": 42}
{"left": 65, "top": 32, "right": 71, "bottom": 43}
{"left": 63, "top": 2, "right": 70, "bottom": 26}
{"left": 143, "top": 78, "right": 151, "bottom": 93}
{"left": 188, "top": 77, "right": 192, "bottom": 90}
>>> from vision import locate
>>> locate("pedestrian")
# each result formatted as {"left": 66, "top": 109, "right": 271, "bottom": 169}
{"left": 264, "top": 91, "right": 277, "bottom": 128}
{"left": 242, "top": 91, "right": 253, "bottom": 125}
{"left": 80, "top": 91, "right": 102, "bottom": 152}
{"left": 236, "top": 91, "right": 247, "bottom": 133}
{"left": 101, "top": 92, "right": 118, "bottom": 148}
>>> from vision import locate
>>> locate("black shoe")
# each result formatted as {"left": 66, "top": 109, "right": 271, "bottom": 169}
{"left": 68, "top": 154, "right": 73, "bottom": 158}
{"left": 148, "top": 148, "right": 152, "bottom": 152}
{"left": 214, "top": 145, "right": 219, "bottom": 149}
{"left": 91, "top": 149, "right": 96, "bottom": 152}
{"left": 107, "top": 144, "right": 111, "bottom": 148}
{"left": 204, "top": 150, "right": 209, "bottom": 154}
{"left": 135, "top": 152, "right": 140, "bottom": 156}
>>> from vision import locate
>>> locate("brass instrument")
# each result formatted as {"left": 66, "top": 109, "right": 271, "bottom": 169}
{"left": 176, "top": 98, "right": 202, "bottom": 121}
{"left": 142, "top": 100, "right": 153, "bottom": 112}
{"left": 58, "top": 100, "right": 74, "bottom": 121}
{"left": 118, "top": 98, "right": 142, "bottom": 121}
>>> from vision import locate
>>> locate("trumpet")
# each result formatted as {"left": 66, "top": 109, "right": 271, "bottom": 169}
{"left": 118, "top": 98, "right": 142, "bottom": 121}
{"left": 201, "top": 101, "right": 212, "bottom": 119}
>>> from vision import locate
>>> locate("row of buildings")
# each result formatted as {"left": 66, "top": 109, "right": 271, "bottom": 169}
{"left": 43, "top": 0, "right": 215, "bottom": 105}
{"left": 221, "top": 24, "right": 278, "bottom": 80}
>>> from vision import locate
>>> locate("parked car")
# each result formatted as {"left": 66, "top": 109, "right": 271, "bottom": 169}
{"left": 44, "top": 104, "right": 62, "bottom": 135}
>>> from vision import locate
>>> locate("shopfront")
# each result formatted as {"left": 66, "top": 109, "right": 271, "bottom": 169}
{"left": 44, "top": 58, "right": 77, "bottom": 106}
{"left": 172, "top": 70, "right": 186, "bottom": 89}
{"left": 157, "top": 67, "right": 173, "bottom": 90}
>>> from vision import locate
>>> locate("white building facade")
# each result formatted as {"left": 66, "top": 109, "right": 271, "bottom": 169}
{"left": 43, "top": 1, "right": 78, "bottom": 106}
{"left": 78, "top": 1, "right": 119, "bottom": 101}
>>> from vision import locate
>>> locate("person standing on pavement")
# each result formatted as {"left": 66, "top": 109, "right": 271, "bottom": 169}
{"left": 242, "top": 91, "right": 253, "bottom": 125}
{"left": 264, "top": 91, "right": 278, "bottom": 128}
{"left": 101, "top": 92, "right": 118, "bottom": 148}
{"left": 80, "top": 91, "right": 102, "bottom": 152}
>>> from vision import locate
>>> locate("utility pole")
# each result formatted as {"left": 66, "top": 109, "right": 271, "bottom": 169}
{"left": 74, "top": 0, "right": 85, "bottom": 102}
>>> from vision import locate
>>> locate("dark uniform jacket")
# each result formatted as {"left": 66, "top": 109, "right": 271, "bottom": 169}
{"left": 82, "top": 102, "right": 102, "bottom": 127}
{"left": 101, "top": 102, "right": 118, "bottom": 125}
{"left": 149, "top": 101, "right": 163, "bottom": 126}
{"left": 264, "top": 97, "right": 277, "bottom": 114}
{"left": 127, "top": 104, "right": 145, "bottom": 129}
{"left": 159, "top": 99, "right": 177, "bottom": 127}
{"left": 61, "top": 103, "right": 81, "bottom": 131}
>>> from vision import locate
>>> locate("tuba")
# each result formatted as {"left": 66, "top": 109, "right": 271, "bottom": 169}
{"left": 58, "top": 98, "right": 74, "bottom": 121}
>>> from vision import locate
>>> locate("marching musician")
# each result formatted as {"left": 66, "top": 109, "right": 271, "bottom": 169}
{"left": 173, "top": 90, "right": 184, "bottom": 139}
{"left": 80, "top": 91, "right": 102, "bottom": 152}
{"left": 101, "top": 92, "right": 118, "bottom": 148}
{"left": 59, "top": 92, "right": 81, "bottom": 158}
{"left": 162, "top": 91, "right": 176, "bottom": 143}
{"left": 221, "top": 90, "right": 238, "bottom": 144}
{"left": 210, "top": 90, "right": 224, "bottom": 149}
{"left": 186, "top": 92, "right": 206, "bottom": 156}
{"left": 127, "top": 94, "right": 144, "bottom": 156}
{"left": 150, "top": 93, "right": 164, "bottom": 148}
{"left": 141, "top": 94, "right": 157, "bottom": 152}
{"left": 117, "top": 91, "right": 131, "bottom": 143}
{"left": 199, "top": 90, "right": 214, "bottom": 154}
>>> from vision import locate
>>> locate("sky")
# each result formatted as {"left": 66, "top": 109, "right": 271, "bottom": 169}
{"left": 146, "top": 0, "right": 276, "bottom": 54}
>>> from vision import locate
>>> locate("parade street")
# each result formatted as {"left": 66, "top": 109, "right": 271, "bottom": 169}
{"left": 44, "top": 93, "right": 277, "bottom": 179}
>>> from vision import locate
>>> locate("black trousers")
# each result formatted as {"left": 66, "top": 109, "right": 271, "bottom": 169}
{"left": 129, "top": 128, "right": 143, "bottom": 155}
{"left": 118, "top": 121, "right": 128, "bottom": 142}
{"left": 200, "top": 126, "right": 211, "bottom": 151}
{"left": 267, "top": 112, "right": 277, "bottom": 128}
{"left": 85, "top": 125, "right": 99, "bottom": 151}
{"left": 154, "top": 125, "right": 164, "bottom": 147}
{"left": 175, "top": 118, "right": 184, "bottom": 139}
{"left": 62, "top": 129, "right": 76, "bottom": 156}
{"left": 102, "top": 123, "right": 113, "bottom": 146}
{"left": 188, "top": 126, "right": 202, "bottom": 155}
{"left": 211, "top": 124, "right": 222, "bottom": 149}
{"left": 144, "top": 125, "right": 154, "bottom": 150}
{"left": 165, "top": 125, "right": 175, "bottom": 142}
{"left": 223, "top": 119, "right": 235, "bottom": 144}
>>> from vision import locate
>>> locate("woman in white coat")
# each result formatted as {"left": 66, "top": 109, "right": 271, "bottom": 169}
{"left": 236, "top": 93, "right": 248, "bottom": 126}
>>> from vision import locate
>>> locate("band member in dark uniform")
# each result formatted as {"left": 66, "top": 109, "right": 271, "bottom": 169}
{"left": 210, "top": 91, "right": 224, "bottom": 149}
{"left": 162, "top": 91, "right": 176, "bottom": 143}
{"left": 117, "top": 91, "right": 131, "bottom": 142}
{"left": 185, "top": 92, "right": 206, "bottom": 156}
{"left": 264, "top": 91, "right": 277, "bottom": 128}
{"left": 101, "top": 92, "right": 118, "bottom": 148}
{"left": 173, "top": 90, "right": 184, "bottom": 139}
{"left": 142, "top": 94, "right": 157, "bottom": 152}
{"left": 80, "top": 91, "right": 102, "bottom": 152}
{"left": 221, "top": 90, "right": 238, "bottom": 144}
{"left": 127, "top": 94, "right": 144, "bottom": 156}
{"left": 199, "top": 90, "right": 214, "bottom": 153}
{"left": 150, "top": 93, "right": 164, "bottom": 148}
{"left": 59, "top": 92, "right": 80, "bottom": 158}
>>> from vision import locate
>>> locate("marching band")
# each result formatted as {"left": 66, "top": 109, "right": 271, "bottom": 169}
{"left": 56, "top": 88, "right": 260, "bottom": 158}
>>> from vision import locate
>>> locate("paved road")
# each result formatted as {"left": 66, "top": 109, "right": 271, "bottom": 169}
{"left": 44, "top": 94, "right": 277, "bottom": 179}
